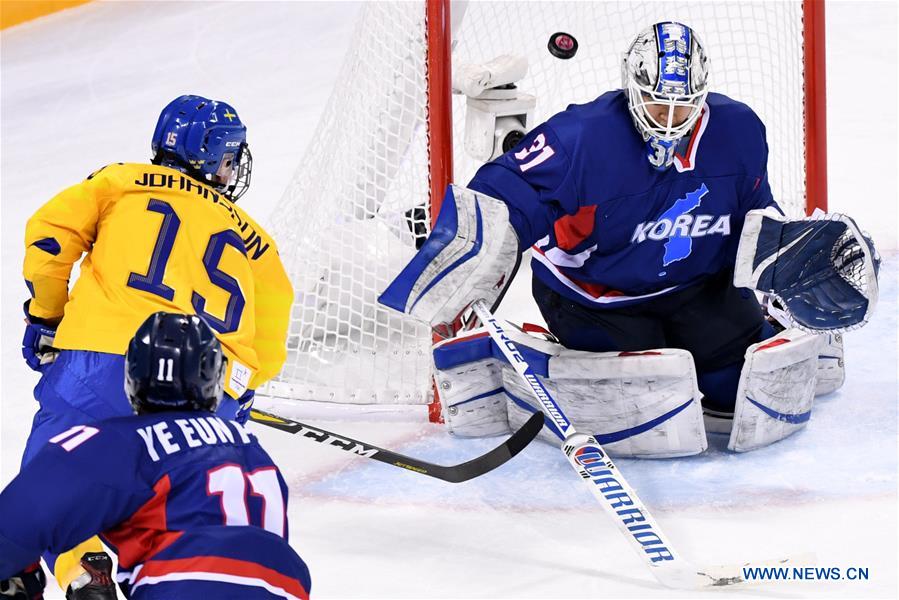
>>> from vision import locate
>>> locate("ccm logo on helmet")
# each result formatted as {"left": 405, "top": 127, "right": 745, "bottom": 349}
{"left": 225, "top": 141, "right": 242, "bottom": 148}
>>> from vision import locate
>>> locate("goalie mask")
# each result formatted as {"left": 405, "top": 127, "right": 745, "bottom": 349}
{"left": 622, "top": 22, "right": 709, "bottom": 169}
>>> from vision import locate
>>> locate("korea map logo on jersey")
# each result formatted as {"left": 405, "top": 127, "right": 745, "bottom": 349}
{"left": 630, "top": 183, "right": 731, "bottom": 272}
{"left": 660, "top": 184, "right": 707, "bottom": 265}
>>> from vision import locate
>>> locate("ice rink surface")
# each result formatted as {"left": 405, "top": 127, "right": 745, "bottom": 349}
{"left": 1, "top": 1, "right": 897, "bottom": 598}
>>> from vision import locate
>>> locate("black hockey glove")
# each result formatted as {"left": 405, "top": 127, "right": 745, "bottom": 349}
{"left": 22, "top": 300, "right": 59, "bottom": 372}
{"left": 0, "top": 562, "right": 46, "bottom": 599}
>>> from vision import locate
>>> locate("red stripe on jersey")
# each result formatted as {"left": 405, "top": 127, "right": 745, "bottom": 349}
{"left": 570, "top": 277, "right": 626, "bottom": 299}
{"left": 103, "top": 475, "right": 181, "bottom": 569}
{"left": 755, "top": 338, "right": 791, "bottom": 352}
{"left": 531, "top": 246, "right": 628, "bottom": 300}
{"left": 135, "top": 556, "right": 309, "bottom": 600}
{"left": 553, "top": 205, "right": 597, "bottom": 251}
{"left": 675, "top": 107, "right": 706, "bottom": 170}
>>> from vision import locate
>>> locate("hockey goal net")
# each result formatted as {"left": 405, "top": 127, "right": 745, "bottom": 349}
{"left": 262, "top": 0, "right": 827, "bottom": 419}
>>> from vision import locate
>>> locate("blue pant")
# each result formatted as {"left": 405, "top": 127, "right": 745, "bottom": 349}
{"left": 533, "top": 270, "right": 775, "bottom": 412}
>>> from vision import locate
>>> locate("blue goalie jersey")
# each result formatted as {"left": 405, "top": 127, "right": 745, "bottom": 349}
{"left": 468, "top": 90, "right": 781, "bottom": 308}
{"left": 0, "top": 413, "right": 310, "bottom": 600}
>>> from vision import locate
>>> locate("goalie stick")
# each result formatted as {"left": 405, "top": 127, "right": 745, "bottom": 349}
{"left": 248, "top": 408, "right": 543, "bottom": 483}
{"left": 470, "top": 299, "right": 804, "bottom": 589}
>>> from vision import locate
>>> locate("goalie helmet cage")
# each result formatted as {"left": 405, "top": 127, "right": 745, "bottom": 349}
{"left": 262, "top": 0, "right": 827, "bottom": 421}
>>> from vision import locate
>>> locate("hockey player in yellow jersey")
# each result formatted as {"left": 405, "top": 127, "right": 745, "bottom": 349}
{"left": 18, "top": 95, "right": 293, "bottom": 599}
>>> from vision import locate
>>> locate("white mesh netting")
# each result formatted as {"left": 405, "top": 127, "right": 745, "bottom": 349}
{"left": 263, "top": 1, "right": 811, "bottom": 408}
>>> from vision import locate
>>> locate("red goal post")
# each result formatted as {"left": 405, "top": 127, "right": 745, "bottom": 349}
{"left": 427, "top": 0, "right": 828, "bottom": 220}
{"left": 802, "top": 0, "right": 828, "bottom": 217}
{"left": 262, "top": 1, "right": 828, "bottom": 419}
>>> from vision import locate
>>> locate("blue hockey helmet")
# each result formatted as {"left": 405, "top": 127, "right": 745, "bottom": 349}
{"left": 151, "top": 95, "right": 252, "bottom": 201}
{"left": 125, "top": 312, "right": 225, "bottom": 415}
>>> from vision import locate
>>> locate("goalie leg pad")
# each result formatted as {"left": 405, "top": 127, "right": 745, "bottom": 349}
{"left": 815, "top": 333, "right": 845, "bottom": 395}
{"left": 434, "top": 336, "right": 511, "bottom": 437}
{"left": 505, "top": 346, "right": 707, "bottom": 458}
{"left": 436, "top": 324, "right": 707, "bottom": 458}
{"left": 379, "top": 185, "right": 521, "bottom": 336}
{"left": 434, "top": 327, "right": 555, "bottom": 437}
{"left": 728, "top": 328, "right": 822, "bottom": 452}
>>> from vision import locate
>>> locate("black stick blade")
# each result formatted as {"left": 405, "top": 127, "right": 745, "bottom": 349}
{"left": 249, "top": 409, "right": 543, "bottom": 483}
{"left": 430, "top": 410, "right": 544, "bottom": 482}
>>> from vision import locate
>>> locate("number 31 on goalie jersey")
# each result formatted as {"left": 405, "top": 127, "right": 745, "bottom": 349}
{"left": 514, "top": 132, "right": 556, "bottom": 172}
{"left": 126, "top": 198, "right": 247, "bottom": 334}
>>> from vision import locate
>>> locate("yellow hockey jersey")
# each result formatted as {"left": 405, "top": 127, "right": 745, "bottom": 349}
{"left": 23, "top": 163, "right": 293, "bottom": 397}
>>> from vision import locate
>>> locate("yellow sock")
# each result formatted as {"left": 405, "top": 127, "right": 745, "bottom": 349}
{"left": 54, "top": 536, "right": 105, "bottom": 590}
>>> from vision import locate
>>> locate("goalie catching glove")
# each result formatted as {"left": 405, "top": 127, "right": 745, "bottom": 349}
{"left": 734, "top": 209, "right": 880, "bottom": 333}
{"left": 379, "top": 185, "right": 521, "bottom": 338}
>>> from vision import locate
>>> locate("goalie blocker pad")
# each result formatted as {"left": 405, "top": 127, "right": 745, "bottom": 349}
{"left": 734, "top": 209, "right": 879, "bottom": 333}
{"left": 379, "top": 185, "right": 521, "bottom": 336}
{"left": 433, "top": 324, "right": 707, "bottom": 459}
{"left": 728, "top": 328, "right": 822, "bottom": 452}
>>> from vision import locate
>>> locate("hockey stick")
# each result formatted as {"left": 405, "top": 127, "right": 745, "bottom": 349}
{"left": 471, "top": 299, "right": 781, "bottom": 589}
{"left": 249, "top": 407, "right": 543, "bottom": 483}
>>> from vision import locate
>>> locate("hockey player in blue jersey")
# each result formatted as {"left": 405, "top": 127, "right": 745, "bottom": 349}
{"left": 19, "top": 94, "right": 293, "bottom": 593}
{"left": 0, "top": 313, "right": 310, "bottom": 600}
{"left": 381, "top": 22, "right": 878, "bottom": 456}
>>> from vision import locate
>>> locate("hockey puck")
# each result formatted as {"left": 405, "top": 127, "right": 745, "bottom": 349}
{"left": 548, "top": 32, "right": 578, "bottom": 59}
